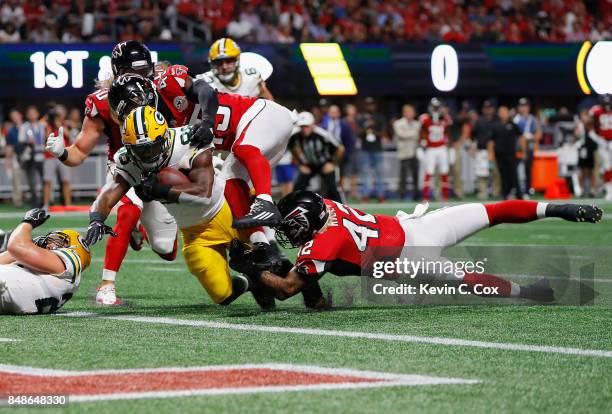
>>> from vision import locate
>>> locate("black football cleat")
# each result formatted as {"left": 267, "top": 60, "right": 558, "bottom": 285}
{"left": 251, "top": 242, "right": 283, "bottom": 271}
{"left": 233, "top": 198, "right": 282, "bottom": 229}
{"left": 546, "top": 204, "right": 603, "bottom": 223}
{"left": 520, "top": 278, "right": 555, "bottom": 303}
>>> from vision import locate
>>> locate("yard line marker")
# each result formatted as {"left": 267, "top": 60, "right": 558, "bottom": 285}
{"left": 0, "top": 363, "right": 478, "bottom": 403}
{"left": 61, "top": 312, "right": 612, "bottom": 358}
{"left": 0, "top": 338, "right": 20, "bottom": 343}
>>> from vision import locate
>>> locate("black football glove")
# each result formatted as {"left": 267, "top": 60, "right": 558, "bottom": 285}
{"left": 189, "top": 119, "right": 214, "bottom": 148}
{"left": 22, "top": 208, "right": 50, "bottom": 229}
{"left": 135, "top": 174, "right": 171, "bottom": 203}
{"left": 85, "top": 212, "right": 117, "bottom": 247}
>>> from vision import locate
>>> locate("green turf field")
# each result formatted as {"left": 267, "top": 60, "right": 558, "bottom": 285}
{"left": 1, "top": 200, "right": 611, "bottom": 413}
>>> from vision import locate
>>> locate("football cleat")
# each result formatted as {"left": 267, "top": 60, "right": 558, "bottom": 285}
{"left": 520, "top": 278, "right": 555, "bottom": 303}
{"left": 233, "top": 198, "right": 282, "bottom": 229}
{"left": 548, "top": 204, "right": 603, "bottom": 223}
{"left": 129, "top": 224, "right": 147, "bottom": 251}
{"left": 96, "top": 284, "right": 122, "bottom": 306}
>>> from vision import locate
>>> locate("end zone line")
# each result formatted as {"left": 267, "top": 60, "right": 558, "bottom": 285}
{"left": 60, "top": 312, "right": 612, "bottom": 358}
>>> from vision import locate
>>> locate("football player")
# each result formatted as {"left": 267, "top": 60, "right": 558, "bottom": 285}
{"left": 84, "top": 106, "right": 252, "bottom": 306}
{"left": 589, "top": 94, "right": 612, "bottom": 200}
{"left": 0, "top": 209, "right": 91, "bottom": 314}
{"left": 196, "top": 38, "right": 274, "bottom": 100}
{"left": 230, "top": 190, "right": 602, "bottom": 305}
{"left": 420, "top": 98, "right": 452, "bottom": 201}
{"left": 108, "top": 72, "right": 295, "bottom": 257}
{"left": 44, "top": 41, "right": 179, "bottom": 306}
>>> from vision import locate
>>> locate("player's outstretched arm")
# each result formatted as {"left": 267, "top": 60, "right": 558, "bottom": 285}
{"left": 7, "top": 210, "right": 65, "bottom": 275}
{"left": 85, "top": 176, "right": 128, "bottom": 246}
{"left": 47, "top": 116, "right": 104, "bottom": 167}
{"left": 166, "top": 149, "right": 215, "bottom": 204}
{"left": 259, "top": 268, "right": 308, "bottom": 300}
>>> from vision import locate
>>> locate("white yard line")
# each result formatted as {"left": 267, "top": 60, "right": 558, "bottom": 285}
{"left": 0, "top": 338, "right": 20, "bottom": 343}
{"left": 60, "top": 312, "right": 612, "bottom": 358}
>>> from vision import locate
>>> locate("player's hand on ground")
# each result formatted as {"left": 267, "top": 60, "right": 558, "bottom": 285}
{"left": 228, "top": 239, "right": 257, "bottom": 275}
{"left": 85, "top": 214, "right": 117, "bottom": 247}
{"left": 22, "top": 208, "right": 50, "bottom": 228}
{"left": 189, "top": 119, "right": 214, "bottom": 148}
{"left": 45, "top": 127, "right": 66, "bottom": 158}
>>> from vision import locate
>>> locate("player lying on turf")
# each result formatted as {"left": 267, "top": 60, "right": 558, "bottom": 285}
{"left": 84, "top": 106, "right": 255, "bottom": 306}
{"left": 230, "top": 191, "right": 603, "bottom": 306}
{"left": 0, "top": 209, "right": 91, "bottom": 314}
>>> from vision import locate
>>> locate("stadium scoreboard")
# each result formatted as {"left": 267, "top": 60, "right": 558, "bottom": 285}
{"left": 0, "top": 41, "right": 609, "bottom": 98}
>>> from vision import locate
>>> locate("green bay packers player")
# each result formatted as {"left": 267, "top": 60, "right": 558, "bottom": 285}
{"left": 196, "top": 38, "right": 274, "bottom": 100}
{"left": 0, "top": 209, "right": 91, "bottom": 314}
{"left": 85, "top": 106, "right": 251, "bottom": 305}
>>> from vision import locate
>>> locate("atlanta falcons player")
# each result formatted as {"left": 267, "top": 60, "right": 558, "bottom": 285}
{"left": 230, "top": 190, "right": 602, "bottom": 306}
{"left": 589, "top": 94, "right": 612, "bottom": 200}
{"left": 44, "top": 41, "right": 179, "bottom": 306}
{"left": 108, "top": 71, "right": 293, "bottom": 259}
{"left": 420, "top": 98, "right": 452, "bottom": 201}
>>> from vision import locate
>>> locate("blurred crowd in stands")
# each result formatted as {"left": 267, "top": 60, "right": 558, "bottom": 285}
{"left": 0, "top": 95, "right": 606, "bottom": 208}
{"left": 0, "top": 0, "right": 609, "bottom": 44}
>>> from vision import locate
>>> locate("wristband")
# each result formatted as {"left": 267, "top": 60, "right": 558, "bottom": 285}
{"left": 58, "top": 149, "right": 68, "bottom": 162}
{"left": 89, "top": 211, "right": 104, "bottom": 223}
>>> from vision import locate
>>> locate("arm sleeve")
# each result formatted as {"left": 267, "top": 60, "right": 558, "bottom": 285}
{"left": 187, "top": 78, "right": 219, "bottom": 123}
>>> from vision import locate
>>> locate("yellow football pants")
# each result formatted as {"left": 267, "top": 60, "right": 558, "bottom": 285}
{"left": 181, "top": 201, "right": 238, "bottom": 304}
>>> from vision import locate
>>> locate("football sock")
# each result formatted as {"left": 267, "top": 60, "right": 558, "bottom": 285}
{"left": 463, "top": 272, "right": 520, "bottom": 298}
{"left": 441, "top": 174, "right": 449, "bottom": 200}
{"left": 484, "top": 200, "right": 545, "bottom": 226}
{"left": 232, "top": 145, "right": 272, "bottom": 196}
{"left": 102, "top": 203, "right": 141, "bottom": 279}
{"left": 422, "top": 174, "right": 431, "bottom": 200}
{"left": 225, "top": 178, "right": 252, "bottom": 218}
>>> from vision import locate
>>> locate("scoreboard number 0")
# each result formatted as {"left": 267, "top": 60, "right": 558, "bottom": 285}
{"left": 431, "top": 45, "right": 459, "bottom": 92}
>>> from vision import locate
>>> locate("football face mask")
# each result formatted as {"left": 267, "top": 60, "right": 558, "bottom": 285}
{"left": 122, "top": 106, "right": 171, "bottom": 173}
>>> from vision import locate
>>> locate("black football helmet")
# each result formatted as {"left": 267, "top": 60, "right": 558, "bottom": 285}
{"left": 276, "top": 191, "right": 329, "bottom": 249}
{"left": 108, "top": 73, "right": 158, "bottom": 122}
{"left": 111, "top": 40, "right": 154, "bottom": 79}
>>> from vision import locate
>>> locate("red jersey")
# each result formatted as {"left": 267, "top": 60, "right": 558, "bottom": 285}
{"left": 153, "top": 64, "right": 259, "bottom": 151}
{"left": 84, "top": 88, "right": 122, "bottom": 162}
{"left": 590, "top": 105, "right": 612, "bottom": 141}
{"left": 294, "top": 199, "right": 405, "bottom": 278}
{"left": 419, "top": 113, "right": 452, "bottom": 148}
{"left": 212, "top": 92, "right": 259, "bottom": 151}
{"left": 154, "top": 64, "right": 196, "bottom": 127}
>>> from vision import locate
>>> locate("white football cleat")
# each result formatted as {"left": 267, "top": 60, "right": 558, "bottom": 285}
{"left": 96, "top": 284, "right": 122, "bottom": 306}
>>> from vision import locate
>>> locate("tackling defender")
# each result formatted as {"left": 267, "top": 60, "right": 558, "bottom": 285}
{"left": 44, "top": 41, "right": 179, "bottom": 306}
{"left": 85, "top": 106, "right": 250, "bottom": 306}
{"left": 231, "top": 190, "right": 602, "bottom": 305}
{"left": 0, "top": 209, "right": 91, "bottom": 315}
